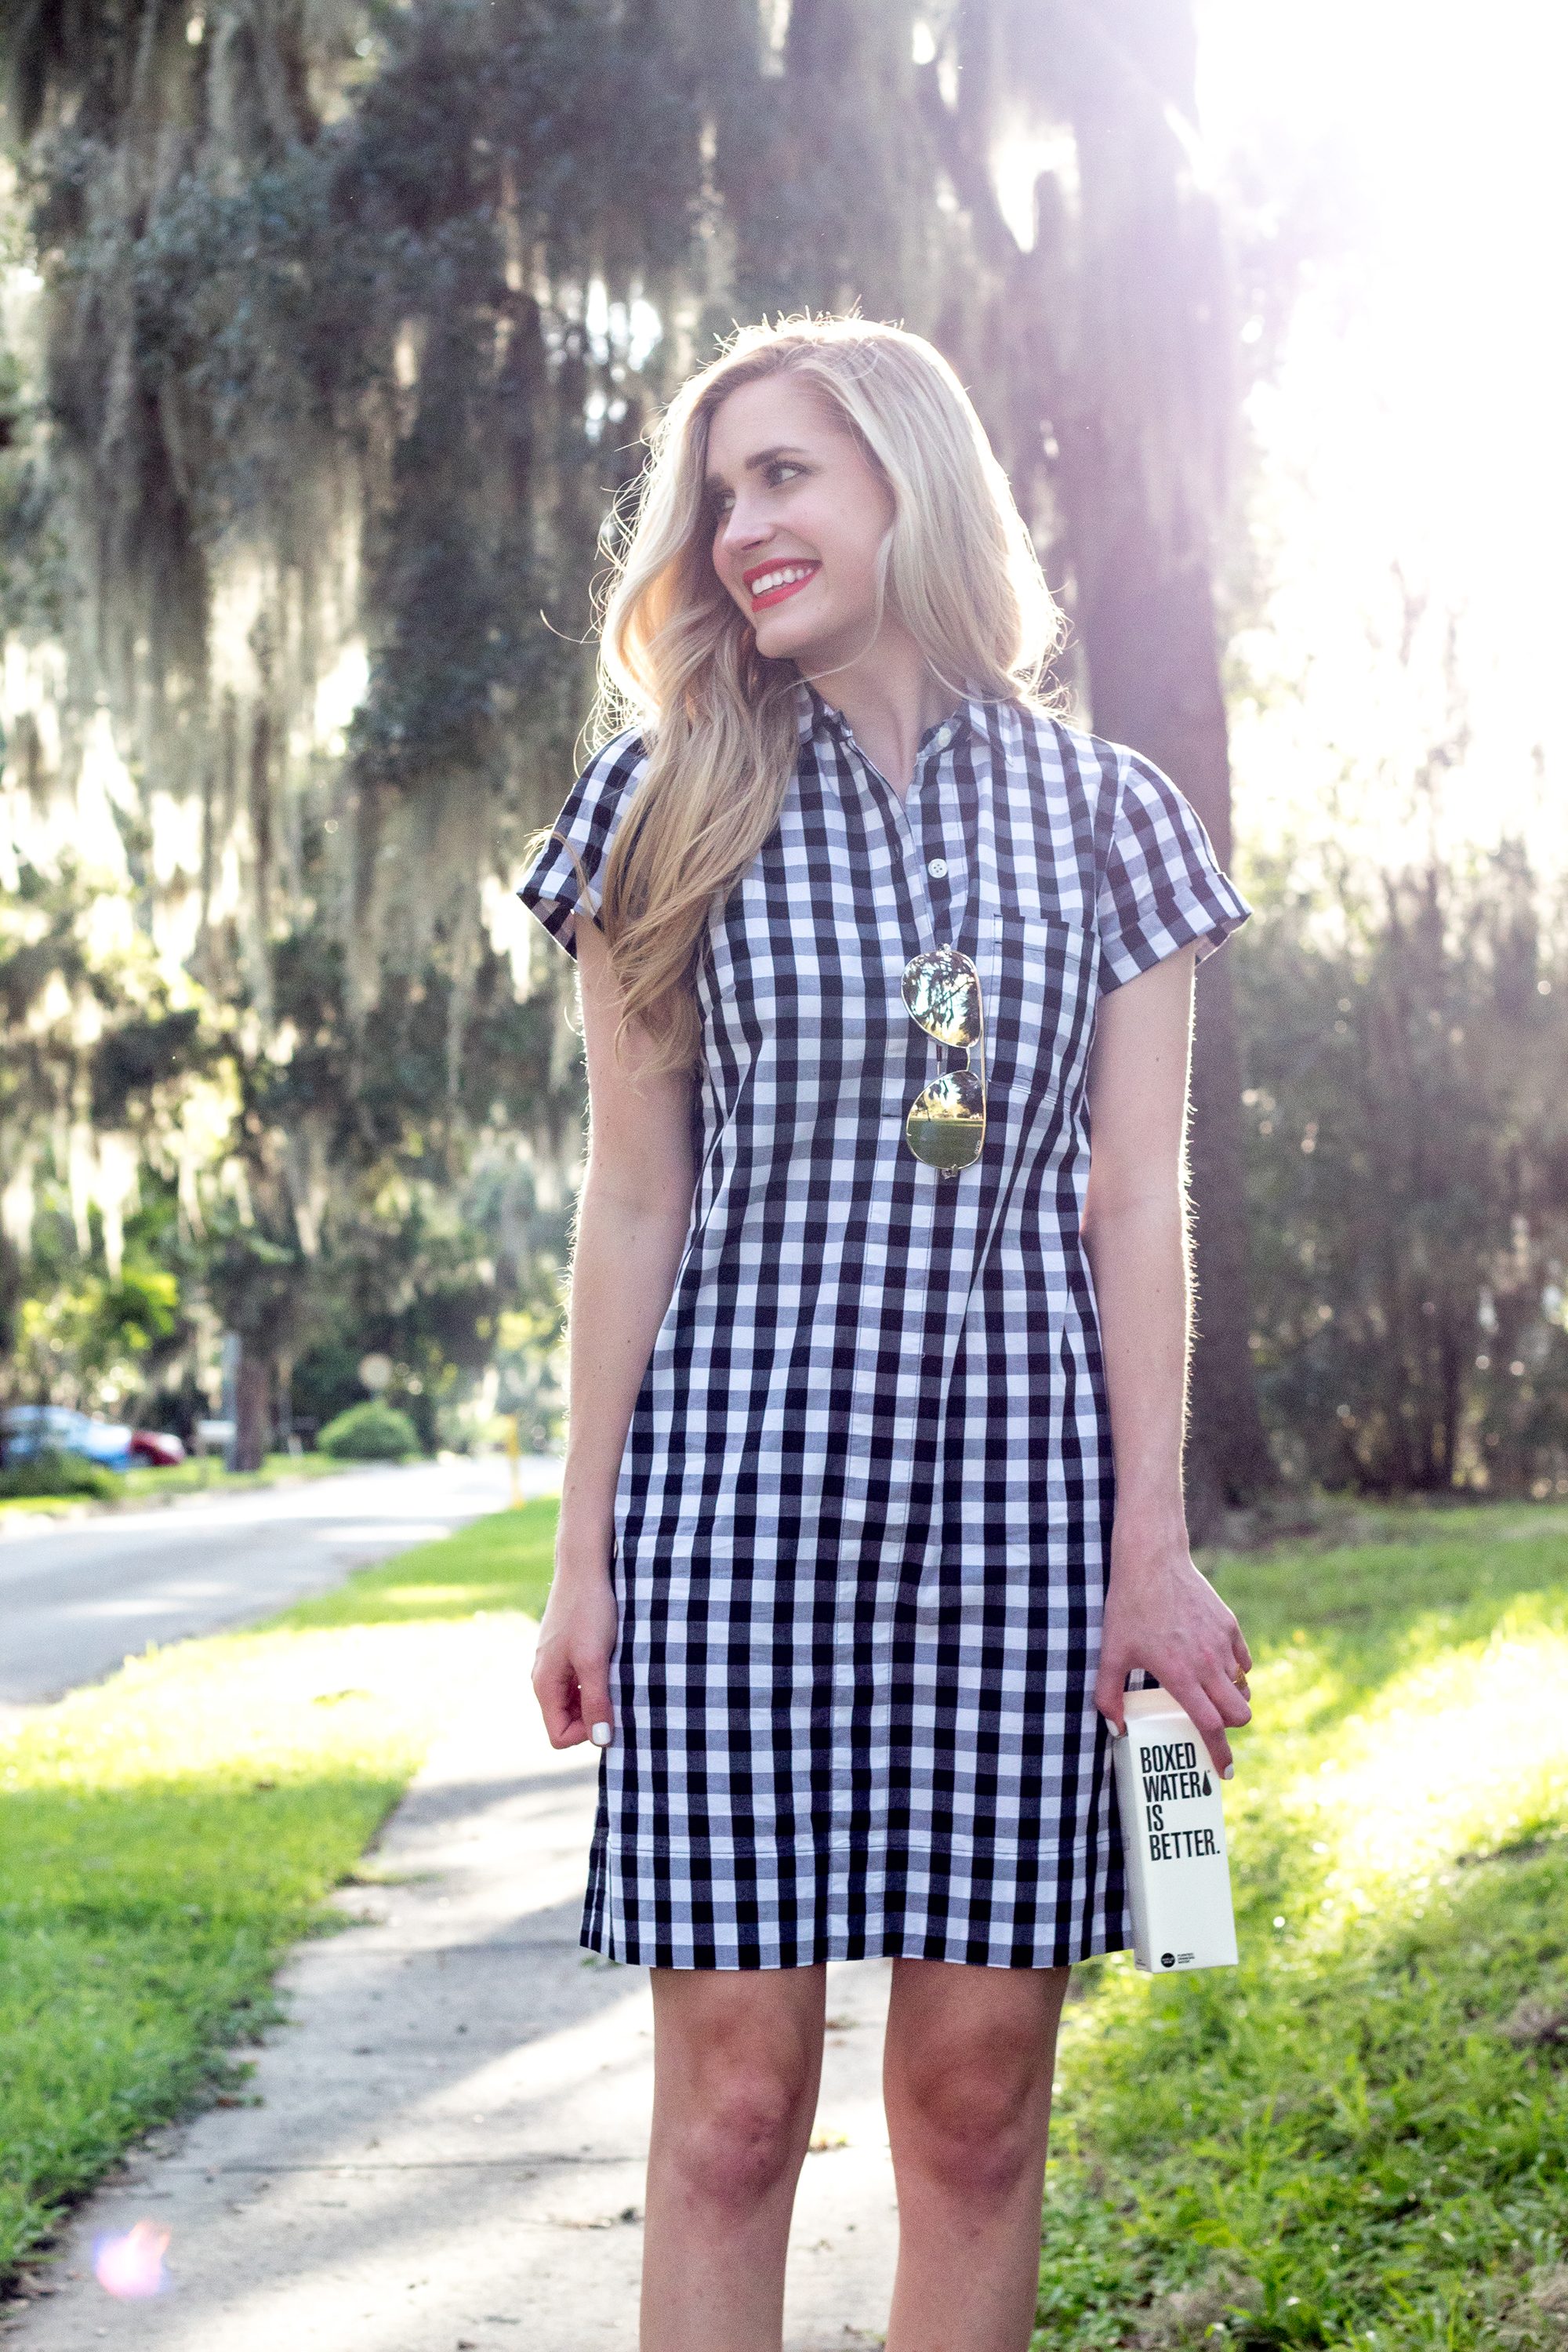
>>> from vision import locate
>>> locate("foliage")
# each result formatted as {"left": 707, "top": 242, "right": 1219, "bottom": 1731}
{"left": 0, "top": 855, "right": 220, "bottom": 1402}
{"left": 0, "top": 851, "right": 552, "bottom": 1447}
{"left": 1036, "top": 1502, "right": 1568, "bottom": 2349}
{"left": 0, "top": 333, "right": 69, "bottom": 637}
{"left": 2, "top": 0, "right": 691, "bottom": 1439}
{"left": 316, "top": 1398, "right": 419, "bottom": 1459}
{"left": 8, "top": 1247, "right": 184, "bottom": 1415}
{"left": 2, "top": 0, "right": 1258, "bottom": 1468}
{"left": 8, "top": 0, "right": 1553, "bottom": 1506}
{"left": 0, "top": 1446, "right": 122, "bottom": 1500}
{"left": 1236, "top": 837, "right": 1568, "bottom": 1494}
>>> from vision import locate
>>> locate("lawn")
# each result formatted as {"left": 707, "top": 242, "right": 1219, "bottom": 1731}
{"left": 1036, "top": 1504, "right": 1568, "bottom": 2350}
{"left": 0, "top": 1450, "right": 356, "bottom": 1523}
{"left": 3, "top": 1486, "right": 1565, "bottom": 2341}
{"left": 0, "top": 1497, "right": 557, "bottom": 2288}
{"left": 119, "top": 1451, "right": 357, "bottom": 1502}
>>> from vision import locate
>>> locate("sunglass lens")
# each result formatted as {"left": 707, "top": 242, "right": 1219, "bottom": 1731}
{"left": 902, "top": 946, "right": 981, "bottom": 1047}
{"left": 906, "top": 1069, "right": 985, "bottom": 1171}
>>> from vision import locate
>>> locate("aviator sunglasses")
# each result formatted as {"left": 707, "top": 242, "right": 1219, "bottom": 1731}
{"left": 901, "top": 945, "right": 986, "bottom": 1176}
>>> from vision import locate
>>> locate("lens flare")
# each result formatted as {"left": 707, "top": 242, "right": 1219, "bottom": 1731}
{"left": 93, "top": 2220, "right": 172, "bottom": 2299}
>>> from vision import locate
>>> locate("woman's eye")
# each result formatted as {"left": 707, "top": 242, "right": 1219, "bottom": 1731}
{"left": 708, "top": 463, "right": 805, "bottom": 534}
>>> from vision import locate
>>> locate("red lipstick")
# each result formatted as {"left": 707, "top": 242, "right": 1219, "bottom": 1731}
{"left": 743, "top": 559, "right": 821, "bottom": 610}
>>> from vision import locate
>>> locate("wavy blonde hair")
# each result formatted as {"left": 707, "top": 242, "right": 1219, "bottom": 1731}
{"left": 529, "top": 310, "right": 1066, "bottom": 1076}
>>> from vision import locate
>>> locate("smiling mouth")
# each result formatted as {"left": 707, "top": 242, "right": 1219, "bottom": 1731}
{"left": 747, "top": 561, "right": 820, "bottom": 611}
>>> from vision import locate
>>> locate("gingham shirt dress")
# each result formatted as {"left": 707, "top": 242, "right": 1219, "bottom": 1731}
{"left": 516, "top": 673, "right": 1250, "bottom": 1970}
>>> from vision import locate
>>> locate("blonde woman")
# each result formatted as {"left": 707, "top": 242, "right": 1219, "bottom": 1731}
{"left": 514, "top": 314, "right": 1254, "bottom": 2352}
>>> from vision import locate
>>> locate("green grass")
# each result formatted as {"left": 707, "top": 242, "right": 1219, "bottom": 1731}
{"left": 1036, "top": 1502, "right": 1568, "bottom": 2350}
{"left": 0, "top": 1498, "right": 558, "bottom": 2285}
{"left": 7, "top": 1483, "right": 1566, "bottom": 2338}
{"left": 120, "top": 1451, "right": 357, "bottom": 1501}
{"left": 279, "top": 1494, "right": 557, "bottom": 1627}
{"left": 0, "top": 1450, "right": 358, "bottom": 1523}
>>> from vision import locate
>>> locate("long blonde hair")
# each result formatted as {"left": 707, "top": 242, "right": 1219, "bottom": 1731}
{"left": 532, "top": 311, "right": 1066, "bottom": 1076}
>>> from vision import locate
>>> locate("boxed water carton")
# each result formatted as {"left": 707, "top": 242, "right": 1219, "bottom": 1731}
{"left": 1112, "top": 1686, "right": 1239, "bottom": 1974}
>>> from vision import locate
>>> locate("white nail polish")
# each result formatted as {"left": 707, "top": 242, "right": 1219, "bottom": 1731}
{"left": 590, "top": 1721, "right": 613, "bottom": 1748}
{"left": 1222, "top": 1763, "right": 1234, "bottom": 1780}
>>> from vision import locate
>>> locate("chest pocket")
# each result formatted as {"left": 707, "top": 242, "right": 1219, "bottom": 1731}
{"left": 986, "top": 910, "right": 1097, "bottom": 1107}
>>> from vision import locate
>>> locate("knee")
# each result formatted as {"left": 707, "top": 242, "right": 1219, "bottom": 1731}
{"left": 668, "top": 2060, "right": 812, "bottom": 2212}
{"left": 891, "top": 2045, "right": 1044, "bottom": 2205}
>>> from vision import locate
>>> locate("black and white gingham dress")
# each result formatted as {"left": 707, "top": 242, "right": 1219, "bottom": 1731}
{"left": 516, "top": 673, "right": 1250, "bottom": 1969}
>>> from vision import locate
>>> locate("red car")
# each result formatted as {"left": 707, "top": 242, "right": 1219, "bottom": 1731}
{"left": 129, "top": 1430, "right": 187, "bottom": 1468}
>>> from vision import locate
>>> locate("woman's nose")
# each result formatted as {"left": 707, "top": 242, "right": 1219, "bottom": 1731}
{"left": 719, "top": 499, "right": 768, "bottom": 556}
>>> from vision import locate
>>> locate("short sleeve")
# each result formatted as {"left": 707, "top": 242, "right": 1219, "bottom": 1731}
{"left": 1096, "top": 753, "right": 1252, "bottom": 994}
{"left": 514, "top": 728, "right": 649, "bottom": 963}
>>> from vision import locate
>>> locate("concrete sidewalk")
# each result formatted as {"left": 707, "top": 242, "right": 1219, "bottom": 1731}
{"left": 4, "top": 1628, "right": 897, "bottom": 2350}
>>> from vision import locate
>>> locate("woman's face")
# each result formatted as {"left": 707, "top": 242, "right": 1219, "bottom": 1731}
{"left": 704, "top": 372, "right": 896, "bottom": 670}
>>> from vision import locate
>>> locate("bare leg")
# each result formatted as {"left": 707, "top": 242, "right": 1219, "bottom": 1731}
{"left": 640, "top": 1963, "right": 826, "bottom": 2352}
{"left": 882, "top": 1960, "right": 1070, "bottom": 2352}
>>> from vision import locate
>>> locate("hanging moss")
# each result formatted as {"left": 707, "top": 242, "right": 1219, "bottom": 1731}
{"left": 2, "top": 0, "right": 1270, "bottom": 1481}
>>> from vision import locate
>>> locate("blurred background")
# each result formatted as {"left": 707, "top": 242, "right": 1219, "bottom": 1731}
{"left": 2, "top": 0, "right": 1563, "bottom": 1529}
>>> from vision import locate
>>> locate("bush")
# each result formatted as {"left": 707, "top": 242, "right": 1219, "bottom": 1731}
{"left": 316, "top": 1400, "right": 419, "bottom": 1461}
{"left": 0, "top": 1447, "right": 125, "bottom": 1501}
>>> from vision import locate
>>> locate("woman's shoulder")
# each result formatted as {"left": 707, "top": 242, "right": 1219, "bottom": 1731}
{"left": 571, "top": 720, "right": 653, "bottom": 804}
{"left": 994, "top": 696, "right": 1126, "bottom": 805}
{"left": 1003, "top": 699, "right": 1189, "bottom": 816}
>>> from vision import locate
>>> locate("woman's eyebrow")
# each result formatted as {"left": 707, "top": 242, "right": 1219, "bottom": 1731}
{"left": 702, "top": 443, "right": 809, "bottom": 491}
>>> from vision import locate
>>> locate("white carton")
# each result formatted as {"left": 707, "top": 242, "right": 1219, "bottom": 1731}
{"left": 1112, "top": 1687, "right": 1239, "bottom": 1974}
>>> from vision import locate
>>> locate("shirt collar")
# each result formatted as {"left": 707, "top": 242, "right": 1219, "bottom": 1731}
{"left": 792, "top": 672, "right": 978, "bottom": 760}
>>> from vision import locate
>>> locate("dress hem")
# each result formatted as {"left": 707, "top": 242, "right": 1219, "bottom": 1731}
{"left": 577, "top": 1926, "right": 1133, "bottom": 1972}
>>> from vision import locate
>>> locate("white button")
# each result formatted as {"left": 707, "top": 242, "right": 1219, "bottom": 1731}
{"left": 927, "top": 857, "right": 949, "bottom": 878}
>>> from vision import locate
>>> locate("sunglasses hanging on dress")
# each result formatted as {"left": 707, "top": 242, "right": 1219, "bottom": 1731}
{"left": 901, "top": 945, "right": 986, "bottom": 1175}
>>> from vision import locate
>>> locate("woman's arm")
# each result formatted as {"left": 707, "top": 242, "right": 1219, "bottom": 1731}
{"left": 1080, "top": 942, "right": 1253, "bottom": 1777}
{"left": 530, "top": 916, "right": 697, "bottom": 1751}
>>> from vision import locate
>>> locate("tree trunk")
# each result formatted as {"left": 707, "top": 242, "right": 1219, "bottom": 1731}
{"left": 1185, "top": 953, "right": 1279, "bottom": 1523}
{"left": 1033, "top": 5, "right": 1279, "bottom": 1536}
{"left": 1073, "top": 557, "right": 1279, "bottom": 1531}
{"left": 234, "top": 1343, "right": 271, "bottom": 1475}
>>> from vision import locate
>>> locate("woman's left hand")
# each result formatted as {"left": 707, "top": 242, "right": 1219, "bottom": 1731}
{"left": 1094, "top": 1530, "right": 1253, "bottom": 1778}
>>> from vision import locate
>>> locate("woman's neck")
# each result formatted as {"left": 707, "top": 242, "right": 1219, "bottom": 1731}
{"left": 798, "top": 633, "right": 955, "bottom": 802}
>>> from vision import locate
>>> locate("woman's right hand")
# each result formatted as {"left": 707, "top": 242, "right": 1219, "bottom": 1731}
{"left": 530, "top": 1552, "right": 619, "bottom": 1750}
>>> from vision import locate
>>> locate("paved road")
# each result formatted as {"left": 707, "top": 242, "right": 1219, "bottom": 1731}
{"left": 0, "top": 1454, "right": 564, "bottom": 1708}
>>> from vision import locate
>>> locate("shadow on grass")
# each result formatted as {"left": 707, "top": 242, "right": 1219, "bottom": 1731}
{"left": 1040, "top": 1504, "right": 1568, "bottom": 2351}
{"left": 1041, "top": 1834, "right": 1568, "bottom": 2349}
{"left": 1207, "top": 1513, "right": 1568, "bottom": 1726}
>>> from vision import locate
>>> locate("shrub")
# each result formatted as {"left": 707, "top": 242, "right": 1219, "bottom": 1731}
{"left": 316, "top": 1400, "right": 419, "bottom": 1461}
{"left": 0, "top": 1447, "right": 125, "bottom": 1501}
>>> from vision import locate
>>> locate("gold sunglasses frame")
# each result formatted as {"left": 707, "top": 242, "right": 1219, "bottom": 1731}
{"left": 901, "top": 945, "right": 987, "bottom": 1177}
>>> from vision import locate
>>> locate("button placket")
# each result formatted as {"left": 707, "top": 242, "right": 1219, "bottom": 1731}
{"left": 860, "top": 756, "right": 943, "bottom": 955}
{"left": 911, "top": 759, "right": 961, "bottom": 942}
{"left": 831, "top": 698, "right": 969, "bottom": 952}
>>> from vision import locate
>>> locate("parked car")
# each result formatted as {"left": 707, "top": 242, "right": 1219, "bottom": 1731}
{"left": 129, "top": 1429, "right": 187, "bottom": 1468}
{"left": 1, "top": 1405, "right": 136, "bottom": 1471}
